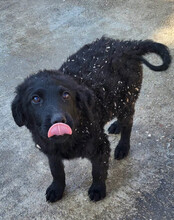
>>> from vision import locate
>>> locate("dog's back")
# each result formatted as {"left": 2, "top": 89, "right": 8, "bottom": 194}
{"left": 60, "top": 37, "right": 171, "bottom": 124}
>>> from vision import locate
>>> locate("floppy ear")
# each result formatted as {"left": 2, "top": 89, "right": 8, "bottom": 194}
{"left": 11, "top": 94, "right": 25, "bottom": 127}
{"left": 76, "top": 87, "right": 95, "bottom": 120}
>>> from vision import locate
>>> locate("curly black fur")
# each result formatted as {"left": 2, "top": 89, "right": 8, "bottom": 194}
{"left": 11, "top": 37, "right": 171, "bottom": 202}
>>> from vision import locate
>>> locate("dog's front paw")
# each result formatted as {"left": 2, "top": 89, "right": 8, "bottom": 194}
{"left": 114, "top": 143, "right": 130, "bottom": 160}
{"left": 46, "top": 182, "right": 65, "bottom": 203}
{"left": 88, "top": 183, "right": 106, "bottom": 202}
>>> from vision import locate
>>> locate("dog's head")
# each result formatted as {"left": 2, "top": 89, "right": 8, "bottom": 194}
{"left": 11, "top": 70, "right": 94, "bottom": 143}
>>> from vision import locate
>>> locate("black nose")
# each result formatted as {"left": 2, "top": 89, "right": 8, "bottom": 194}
{"left": 51, "top": 113, "right": 67, "bottom": 124}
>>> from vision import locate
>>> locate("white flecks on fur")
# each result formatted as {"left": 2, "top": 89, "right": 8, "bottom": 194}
{"left": 87, "top": 72, "right": 92, "bottom": 77}
{"left": 105, "top": 46, "right": 110, "bottom": 52}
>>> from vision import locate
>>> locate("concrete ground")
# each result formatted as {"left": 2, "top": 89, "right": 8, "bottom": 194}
{"left": 0, "top": 0, "right": 174, "bottom": 219}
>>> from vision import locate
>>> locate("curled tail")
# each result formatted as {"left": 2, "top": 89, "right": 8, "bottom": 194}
{"left": 132, "top": 40, "right": 171, "bottom": 71}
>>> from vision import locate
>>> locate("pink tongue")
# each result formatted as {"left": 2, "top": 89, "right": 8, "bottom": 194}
{"left": 48, "top": 123, "right": 72, "bottom": 138}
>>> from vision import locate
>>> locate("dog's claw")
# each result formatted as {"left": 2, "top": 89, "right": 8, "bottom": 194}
{"left": 114, "top": 143, "right": 130, "bottom": 160}
{"left": 88, "top": 183, "right": 106, "bottom": 202}
{"left": 46, "top": 182, "right": 64, "bottom": 203}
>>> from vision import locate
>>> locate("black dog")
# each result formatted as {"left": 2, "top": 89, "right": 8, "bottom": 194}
{"left": 11, "top": 37, "right": 171, "bottom": 202}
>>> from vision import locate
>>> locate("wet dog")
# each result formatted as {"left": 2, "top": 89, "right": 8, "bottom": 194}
{"left": 11, "top": 37, "right": 171, "bottom": 202}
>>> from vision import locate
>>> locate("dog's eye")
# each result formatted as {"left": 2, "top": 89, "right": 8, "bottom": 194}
{"left": 62, "top": 92, "right": 70, "bottom": 100}
{"left": 32, "top": 95, "right": 41, "bottom": 104}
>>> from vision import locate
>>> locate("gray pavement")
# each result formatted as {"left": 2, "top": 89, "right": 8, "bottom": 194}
{"left": 0, "top": 0, "right": 174, "bottom": 219}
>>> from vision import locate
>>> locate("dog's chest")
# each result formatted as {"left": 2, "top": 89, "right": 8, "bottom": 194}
{"left": 57, "top": 143, "right": 85, "bottom": 159}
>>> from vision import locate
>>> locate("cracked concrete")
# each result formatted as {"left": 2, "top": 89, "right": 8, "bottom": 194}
{"left": 0, "top": 0, "right": 174, "bottom": 219}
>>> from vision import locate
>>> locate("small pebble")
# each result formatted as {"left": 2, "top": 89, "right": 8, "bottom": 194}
{"left": 148, "top": 134, "right": 151, "bottom": 137}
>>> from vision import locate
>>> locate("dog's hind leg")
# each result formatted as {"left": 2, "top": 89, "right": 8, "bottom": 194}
{"left": 108, "top": 120, "right": 121, "bottom": 134}
{"left": 114, "top": 104, "right": 135, "bottom": 160}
